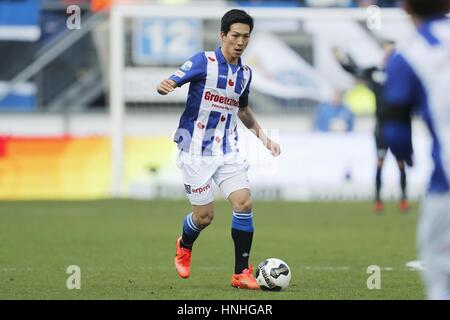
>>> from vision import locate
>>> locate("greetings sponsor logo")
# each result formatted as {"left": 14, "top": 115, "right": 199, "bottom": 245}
{"left": 204, "top": 91, "right": 239, "bottom": 107}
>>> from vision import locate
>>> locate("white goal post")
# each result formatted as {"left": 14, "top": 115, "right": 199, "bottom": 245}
{"left": 109, "top": 3, "right": 409, "bottom": 197}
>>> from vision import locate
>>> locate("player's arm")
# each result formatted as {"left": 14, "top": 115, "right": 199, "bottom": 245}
{"left": 238, "top": 105, "right": 281, "bottom": 157}
{"left": 333, "top": 47, "right": 372, "bottom": 80}
{"left": 156, "top": 52, "right": 207, "bottom": 95}
{"left": 237, "top": 67, "right": 280, "bottom": 157}
{"left": 382, "top": 53, "right": 419, "bottom": 166}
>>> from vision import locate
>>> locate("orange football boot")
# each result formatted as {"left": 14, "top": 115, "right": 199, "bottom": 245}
{"left": 399, "top": 199, "right": 411, "bottom": 213}
{"left": 373, "top": 200, "right": 384, "bottom": 213}
{"left": 231, "top": 264, "right": 260, "bottom": 290}
{"left": 174, "top": 237, "right": 191, "bottom": 279}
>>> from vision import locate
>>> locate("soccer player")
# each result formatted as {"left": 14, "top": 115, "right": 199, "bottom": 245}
{"left": 382, "top": 0, "right": 450, "bottom": 299}
{"left": 333, "top": 42, "right": 410, "bottom": 213}
{"left": 156, "top": 9, "right": 281, "bottom": 289}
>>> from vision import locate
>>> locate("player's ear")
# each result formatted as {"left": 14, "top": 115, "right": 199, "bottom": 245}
{"left": 220, "top": 31, "right": 226, "bottom": 41}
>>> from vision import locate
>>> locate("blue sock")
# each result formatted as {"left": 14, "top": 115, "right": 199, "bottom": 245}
{"left": 181, "top": 212, "right": 201, "bottom": 249}
{"left": 232, "top": 211, "right": 254, "bottom": 232}
{"left": 231, "top": 211, "right": 254, "bottom": 274}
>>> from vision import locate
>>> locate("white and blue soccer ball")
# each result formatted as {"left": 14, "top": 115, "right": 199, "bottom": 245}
{"left": 255, "top": 258, "right": 291, "bottom": 291}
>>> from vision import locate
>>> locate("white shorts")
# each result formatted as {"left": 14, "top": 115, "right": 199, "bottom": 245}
{"left": 417, "top": 192, "right": 450, "bottom": 299}
{"left": 175, "top": 150, "right": 251, "bottom": 205}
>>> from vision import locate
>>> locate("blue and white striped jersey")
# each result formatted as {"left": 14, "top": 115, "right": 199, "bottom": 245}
{"left": 169, "top": 47, "right": 252, "bottom": 156}
{"left": 384, "top": 16, "right": 450, "bottom": 194}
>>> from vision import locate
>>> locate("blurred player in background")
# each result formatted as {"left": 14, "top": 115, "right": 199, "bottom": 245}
{"left": 333, "top": 42, "right": 410, "bottom": 213}
{"left": 157, "top": 9, "right": 281, "bottom": 289}
{"left": 383, "top": 0, "right": 450, "bottom": 299}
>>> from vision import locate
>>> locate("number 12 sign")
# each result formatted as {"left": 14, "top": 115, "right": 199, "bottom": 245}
{"left": 133, "top": 18, "right": 203, "bottom": 65}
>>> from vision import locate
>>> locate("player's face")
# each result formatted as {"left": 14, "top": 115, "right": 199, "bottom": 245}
{"left": 221, "top": 23, "right": 251, "bottom": 64}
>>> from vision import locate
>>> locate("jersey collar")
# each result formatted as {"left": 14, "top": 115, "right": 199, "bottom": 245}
{"left": 215, "top": 47, "right": 243, "bottom": 67}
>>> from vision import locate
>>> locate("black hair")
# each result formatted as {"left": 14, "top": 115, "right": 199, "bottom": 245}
{"left": 406, "top": 0, "right": 449, "bottom": 18}
{"left": 220, "top": 9, "right": 254, "bottom": 35}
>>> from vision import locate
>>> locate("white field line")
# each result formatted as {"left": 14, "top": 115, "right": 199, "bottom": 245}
{"left": 0, "top": 265, "right": 422, "bottom": 272}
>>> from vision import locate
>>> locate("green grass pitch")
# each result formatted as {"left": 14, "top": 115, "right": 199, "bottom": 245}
{"left": 0, "top": 200, "right": 424, "bottom": 299}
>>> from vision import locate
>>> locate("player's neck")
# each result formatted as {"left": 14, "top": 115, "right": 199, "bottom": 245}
{"left": 411, "top": 16, "right": 422, "bottom": 27}
{"left": 220, "top": 47, "right": 238, "bottom": 65}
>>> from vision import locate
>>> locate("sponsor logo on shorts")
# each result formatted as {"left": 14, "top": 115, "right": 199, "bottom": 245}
{"left": 184, "top": 183, "right": 211, "bottom": 195}
{"left": 192, "top": 184, "right": 211, "bottom": 195}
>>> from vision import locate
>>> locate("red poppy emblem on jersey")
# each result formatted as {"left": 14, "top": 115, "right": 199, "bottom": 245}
{"left": 197, "top": 122, "right": 205, "bottom": 129}
{"left": 228, "top": 79, "right": 234, "bottom": 87}
{"left": 220, "top": 115, "right": 226, "bottom": 122}
{"left": 215, "top": 136, "right": 221, "bottom": 143}
{"left": 208, "top": 57, "right": 216, "bottom": 62}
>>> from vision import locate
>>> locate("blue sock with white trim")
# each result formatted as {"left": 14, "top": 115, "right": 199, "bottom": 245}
{"left": 181, "top": 212, "right": 201, "bottom": 250}
{"left": 231, "top": 211, "right": 254, "bottom": 274}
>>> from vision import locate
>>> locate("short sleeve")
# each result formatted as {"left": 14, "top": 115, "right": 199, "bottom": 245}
{"left": 169, "top": 52, "right": 207, "bottom": 87}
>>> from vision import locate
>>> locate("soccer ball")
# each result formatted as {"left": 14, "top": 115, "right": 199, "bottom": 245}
{"left": 255, "top": 258, "right": 291, "bottom": 291}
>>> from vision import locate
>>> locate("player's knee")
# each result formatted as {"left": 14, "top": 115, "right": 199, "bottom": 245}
{"left": 234, "top": 198, "right": 253, "bottom": 213}
{"left": 195, "top": 211, "right": 214, "bottom": 228}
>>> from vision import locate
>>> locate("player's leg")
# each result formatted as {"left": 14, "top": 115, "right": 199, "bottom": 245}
{"left": 214, "top": 154, "right": 259, "bottom": 289}
{"left": 174, "top": 151, "right": 216, "bottom": 278}
{"left": 180, "top": 202, "right": 214, "bottom": 249}
{"left": 417, "top": 193, "right": 450, "bottom": 299}
{"left": 228, "top": 188, "right": 253, "bottom": 274}
{"left": 175, "top": 199, "right": 214, "bottom": 279}
{"left": 375, "top": 156, "right": 384, "bottom": 201}
{"left": 374, "top": 154, "right": 386, "bottom": 212}
{"left": 374, "top": 122, "right": 387, "bottom": 212}
{"left": 227, "top": 188, "right": 259, "bottom": 289}
{"left": 397, "top": 160, "right": 410, "bottom": 212}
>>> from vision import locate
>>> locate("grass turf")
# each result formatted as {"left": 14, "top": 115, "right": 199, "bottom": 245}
{"left": 0, "top": 200, "right": 424, "bottom": 299}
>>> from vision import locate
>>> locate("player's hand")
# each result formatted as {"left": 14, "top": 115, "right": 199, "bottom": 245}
{"left": 266, "top": 139, "right": 281, "bottom": 157}
{"left": 332, "top": 47, "right": 350, "bottom": 64}
{"left": 157, "top": 79, "right": 177, "bottom": 95}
